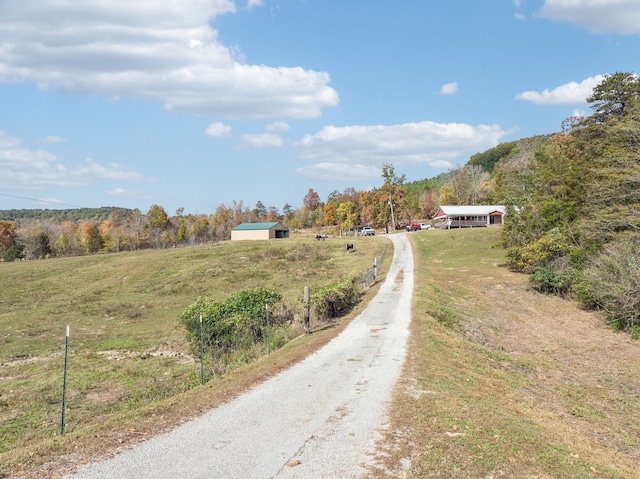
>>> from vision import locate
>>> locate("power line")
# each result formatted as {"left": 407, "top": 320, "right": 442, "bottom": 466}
{"left": 0, "top": 192, "right": 86, "bottom": 209}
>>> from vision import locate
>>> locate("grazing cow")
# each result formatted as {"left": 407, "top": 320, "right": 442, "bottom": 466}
{"left": 345, "top": 243, "right": 354, "bottom": 252}
{"left": 315, "top": 234, "right": 327, "bottom": 241}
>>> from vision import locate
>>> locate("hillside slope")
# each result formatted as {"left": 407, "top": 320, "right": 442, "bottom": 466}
{"left": 368, "top": 228, "right": 640, "bottom": 478}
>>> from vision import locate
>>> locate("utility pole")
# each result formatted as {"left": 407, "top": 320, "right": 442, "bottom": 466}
{"left": 388, "top": 195, "right": 396, "bottom": 232}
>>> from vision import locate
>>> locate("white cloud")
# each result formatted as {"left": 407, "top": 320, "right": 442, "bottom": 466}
{"left": 45, "top": 136, "right": 67, "bottom": 144}
{"left": 74, "top": 158, "right": 153, "bottom": 182}
{"left": 296, "top": 121, "right": 506, "bottom": 166}
{"left": 0, "top": 1, "right": 338, "bottom": 119}
{"left": 516, "top": 75, "right": 605, "bottom": 105}
{"left": 540, "top": 0, "right": 640, "bottom": 35}
{"left": 0, "top": 131, "right": 153, "bottom": 189}
{"left": 513, "top": 0, "right": 526, "bottom": 20}
{"left": 429, "top": 159, "right": 455, "bottom": 169}
{"left": 571, "top": 108, "right": 587, "bottom": 118}
{"left": 205, "top": 122, "right": 232, "bottom": 138}
{"left": 108, "top": 187, "right": 157, "bottom": 201}
{"left": 265, "top": 121, "right": 290, "bottom": 132}
{"left": 247, "top": 0, "right": 263, "bottom": 9}
{"left": 296, "top": 163, "right": 380, "bottom": 181}
{"left": 438, "top": 82, "right": 458, "bottom": 95}
{"left": 241, "top": 133, "right": 283, "bottom": 148}
{"left": 108, "top": 187, "right": 127, "bottom": 195}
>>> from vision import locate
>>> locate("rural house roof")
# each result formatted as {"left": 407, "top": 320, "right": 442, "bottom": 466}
{"left": 231, "top": 222, "right": 286, "bottom": 231}
{"left": 434, "top": 205, "right": 506, "bottom": 219}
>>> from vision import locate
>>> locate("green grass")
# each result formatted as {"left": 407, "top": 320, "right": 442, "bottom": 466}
{"left": 0, "top": 235, "right": 388, "bottom": 475}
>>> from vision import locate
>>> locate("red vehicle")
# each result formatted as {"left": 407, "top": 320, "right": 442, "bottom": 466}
{"left": 406, "top": 223, "right": 420, "bottom": 231}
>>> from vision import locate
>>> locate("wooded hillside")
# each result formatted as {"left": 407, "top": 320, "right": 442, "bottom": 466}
{"left": 497, "top": 72, "right": 640, "bottom": 335}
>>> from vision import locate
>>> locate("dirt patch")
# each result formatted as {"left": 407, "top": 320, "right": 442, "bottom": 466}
{"left": 1, "top": 353, "right": 61, "bottom": 367}
{"left": 84, "top": 381, "right": 122, "bottom": 404}
{"left": 95, "top": 348, "right": 194, "bottom": 364}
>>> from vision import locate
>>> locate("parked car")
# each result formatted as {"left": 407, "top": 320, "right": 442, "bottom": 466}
{"left": 420, "top": 223, "right": 432, "bottom": 230}
{"left": 406, "top": 223, "right": 421, "bottom": 231}
{"left": 361, "top": 226, "right": 375, "bottom": 236}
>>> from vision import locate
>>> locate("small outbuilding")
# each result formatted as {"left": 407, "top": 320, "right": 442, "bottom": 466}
{"left": 231, "top": 222, "right": 290, "bottom": 241}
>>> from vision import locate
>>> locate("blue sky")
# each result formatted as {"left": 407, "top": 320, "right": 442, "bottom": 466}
{"left": 1, "top": 0, "right": 640, "bottom": 215}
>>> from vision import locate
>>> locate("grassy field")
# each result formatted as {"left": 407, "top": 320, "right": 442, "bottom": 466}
{"left": 0, "top": 234, "right": 389, "bottom": 478}
{"left": 366, "top": 227, "right": 640, "bottom": 479}
{"left": 7, "top": 228, "right": 639, "bottom": 479}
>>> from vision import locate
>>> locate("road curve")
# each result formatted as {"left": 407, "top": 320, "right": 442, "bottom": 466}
{"left": 67, "top": 233, "right": 414, "bottom": 479}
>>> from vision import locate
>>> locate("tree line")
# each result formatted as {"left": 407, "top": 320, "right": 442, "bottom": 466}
{"left": 1, "top": 159, "right": 497, "bottom": 261}
{"left": 496, "top": 72, "right": 640, "bottom": 335}
{"left": 0, "top": 141, "right": 565, "bottom": 263}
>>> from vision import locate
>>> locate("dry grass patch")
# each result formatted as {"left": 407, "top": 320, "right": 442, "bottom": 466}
{"left": 366, "top": 228, "right": 640, "bottom": 479}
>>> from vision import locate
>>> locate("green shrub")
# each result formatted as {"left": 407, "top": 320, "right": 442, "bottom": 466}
{"left": 311, "top": 276, "right": 360, "bottom": 322}
{"left": 181, "top": 288, "right": 288, "bottom": 373}
{"left": 506, "top": 229, "right": 571, "bottom": 273}
{"left": 580, "top": 238, "right": 640, "bottom": 331}
{"left": 529, "top": 257, "right": 571, "bottom": 296}
{"left": 3, "top": 244, "right": 23, "bottom": 262}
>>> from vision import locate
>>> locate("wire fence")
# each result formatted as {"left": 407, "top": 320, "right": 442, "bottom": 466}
{"left": 361, "top": 235, "right": 390, "bottom": 288}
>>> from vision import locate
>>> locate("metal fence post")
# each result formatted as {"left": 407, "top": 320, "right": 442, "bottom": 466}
{"left": 199, "top": 315, "right": 205, "bottom": 385}
{"left": 303, "top": 286, "right": 310, "bottom": 334}
{"left": 61, "top": 325, "right": 69, "bottom": 436}
{"left": 266, "top": 303, "right": 270, "bottom": 355}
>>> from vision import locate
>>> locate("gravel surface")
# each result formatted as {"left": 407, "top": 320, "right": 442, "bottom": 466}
{"left": 66, "top": 233, "right": 414, "bottom": 479}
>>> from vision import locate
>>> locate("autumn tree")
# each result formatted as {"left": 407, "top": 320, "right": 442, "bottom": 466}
{"left": 231, "top": 200, "right": 249, "bottom": 227}
{"left": 381, "top": 164, "right": 405, "bottom": 186}
{"left": 99, "top": 220, "right": 115, "bottom": 251}
{"left": 147, "top": 204, "right": 169, "bottom": 248}
{"left": 378, "top": 164, "right": 408, "bottom": 226}
{"left": 266, "top": 206, "right": 280, "bottom": 222}
{"left": 54, "top": 221, "right": 79, "bottom": 255}
{"left": 211, "top": 204, "right": 233, "bottom": 241}
{"left": 303, "top": 188, "right": 321, "bottom": 211}
{"left": 0, "top": 220, "right": 16, "bottom": 254}
{"left": 22, "top": 226, "right": 51, "bottom": 259}
{"left": 322, "top": 201, "right": 336, "bottom": 226}
{"left": 336, "top": 201, "right": 357, "bottom": 235}
{"left": 423, "top": 190, "right": 436, "bottom": 219}
{"left": 77, "top": 222, "right": 102, "bottom": 253}
{"left": 125, "top": 209, "right": 146, "bottom": 250}
{"left": 191, "top": 216, "right": 210, "bottom": 244}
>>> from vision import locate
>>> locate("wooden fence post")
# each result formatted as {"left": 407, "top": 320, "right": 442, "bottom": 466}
{"left": 304, "top": 286, "right": 310, "bottom": 334}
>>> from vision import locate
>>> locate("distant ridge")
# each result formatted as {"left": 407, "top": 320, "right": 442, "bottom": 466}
{"left": 0, "top": 207, "right": 134, "bottom": 223}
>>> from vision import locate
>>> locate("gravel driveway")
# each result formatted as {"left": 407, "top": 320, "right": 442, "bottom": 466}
{"left": 67, "top": 233, "right": 414, "bottom": 479}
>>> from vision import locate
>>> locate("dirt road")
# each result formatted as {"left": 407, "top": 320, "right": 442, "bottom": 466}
{"left": 66, "top": 233, "right": 413, "bottom": 479}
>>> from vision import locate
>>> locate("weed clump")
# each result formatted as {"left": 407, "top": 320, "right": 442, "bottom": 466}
{"left": 311, "top": 276, "right": 360, "bottom": 322}
{"left": 181, "top": 288, "right": 294, "bottom": 374}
